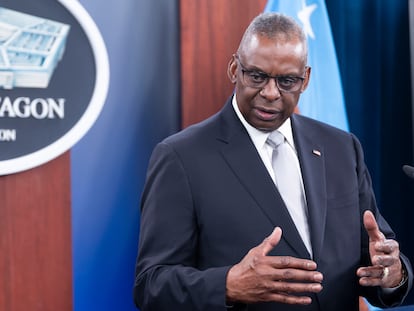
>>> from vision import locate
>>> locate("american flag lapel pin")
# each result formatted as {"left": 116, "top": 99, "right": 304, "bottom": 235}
{"left": 312, "top": 149, "right": 321, "bottom": 156}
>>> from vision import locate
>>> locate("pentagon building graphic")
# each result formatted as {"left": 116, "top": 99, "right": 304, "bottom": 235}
{"left": 0, "top": 7, "right": 70, "bottom": 89}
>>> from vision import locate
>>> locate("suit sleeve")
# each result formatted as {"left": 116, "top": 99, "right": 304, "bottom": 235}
{"left": 351, "top": 133, "right": 413, "bottom": 307}
{"left": 133, "top": 142, "right": 231, "bottom": 311}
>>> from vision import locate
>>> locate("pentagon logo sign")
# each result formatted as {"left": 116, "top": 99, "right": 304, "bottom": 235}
{"left": 0, "top": 0, "right": 110, "bottom": 175}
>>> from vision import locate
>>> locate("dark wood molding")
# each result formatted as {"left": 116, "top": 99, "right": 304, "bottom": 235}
{"left": 180, "top": 0, "right": 267, "bottom": 128}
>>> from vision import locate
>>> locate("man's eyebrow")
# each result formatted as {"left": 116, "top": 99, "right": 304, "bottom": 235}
{"left": 244, "top": 66, "right": 268, "bottom": 74}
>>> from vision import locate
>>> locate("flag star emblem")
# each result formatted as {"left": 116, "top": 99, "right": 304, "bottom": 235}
{"left": 297, "top": 2, "right": 318, "bottom": 39}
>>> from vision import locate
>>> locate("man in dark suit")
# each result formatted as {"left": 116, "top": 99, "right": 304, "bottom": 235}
{"left": 134, "top": 12, "right": 412, "bottom": 310}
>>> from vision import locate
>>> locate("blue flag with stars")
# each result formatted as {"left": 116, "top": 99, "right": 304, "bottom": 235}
{"left": 264, "top": 0, "right": 349, "bottom": 132}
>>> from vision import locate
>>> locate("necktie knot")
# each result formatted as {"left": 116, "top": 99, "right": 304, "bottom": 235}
{"left": 266, "top": 131, "right": 284, "bottom": 149}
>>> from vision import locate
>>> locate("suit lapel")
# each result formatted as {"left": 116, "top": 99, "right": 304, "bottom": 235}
{"left": 291, "top": 115, "right": 327, "bottom": 262}
{"left": 217, "top": 102, "right": 310, "bottom": 258}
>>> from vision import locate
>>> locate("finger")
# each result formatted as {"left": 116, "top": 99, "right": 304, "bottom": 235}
{"left": 357, "top": 266, "right": 384, "bottom": 279}
{"left": 357, "top": 266, "right": 385, "bottom": 286}
{"left": 256, "top": 282, "right": 323, "bottom": 305}
{"left": 270, "top": 256, "right": 319, "bottom": 272}
{"left": 270, "top": 266, "right": 323, "bottom": 283}
{"left": 260, "top": 227, "right": 282, "bottom": 256}
{"left": 363, "top": 210, "right": 385, "bottom": 242}
{"left": 372, "top": 254, "right": 397, "bottom": 267}
{"left": 267, "top": 293, "right": 313, "bottom": 305}
{"left": 374, "top": 239, "right": 399, "bottom": 255}
{"left": 272, "top": 280, "right": 323, "bottom": 294}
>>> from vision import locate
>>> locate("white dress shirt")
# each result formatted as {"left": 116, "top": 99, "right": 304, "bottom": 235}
{"left": 232, "top": 96, "right": 312, "bottom": 256}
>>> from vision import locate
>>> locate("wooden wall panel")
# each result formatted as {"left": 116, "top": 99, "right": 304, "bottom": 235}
{"left": 180, "top": 0, "right": 267, "bottom": 128}
{"left": 0, "top": 153, "right": 72, "bottom": 311}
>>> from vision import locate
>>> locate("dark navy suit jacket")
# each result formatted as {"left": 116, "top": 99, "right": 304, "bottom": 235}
{"left": 134, "top": 97, "right": 412, "bottom": 310}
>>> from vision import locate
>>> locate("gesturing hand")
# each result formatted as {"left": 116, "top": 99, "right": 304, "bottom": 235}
{"left": 226, "top": 227, "right": 323, "bottom": 305}
{"left": 357, "top": 210, "right": 403, "bottom": 288}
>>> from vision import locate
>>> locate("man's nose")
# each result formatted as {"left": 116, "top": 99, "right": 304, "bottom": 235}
{"left": 259, "top": 78, "right": 281, "bottom": 100}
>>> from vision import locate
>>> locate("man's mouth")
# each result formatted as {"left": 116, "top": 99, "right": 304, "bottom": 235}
{"left": 254, "top": 107, "right": 281, "bottom": 121}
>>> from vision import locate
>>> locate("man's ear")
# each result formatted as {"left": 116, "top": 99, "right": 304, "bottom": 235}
{"left": 227, "top": 55, "right": 237, "bottom": 84}
{"left": 300, "top": 66, "right": 311, "bottom": 93}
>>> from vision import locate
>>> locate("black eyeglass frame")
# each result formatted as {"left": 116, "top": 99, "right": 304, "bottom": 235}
{"left": 234, "top": 54, "right": 308, "bottom": 93}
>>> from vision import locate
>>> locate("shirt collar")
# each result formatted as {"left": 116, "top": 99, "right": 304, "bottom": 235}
{"left": 231, "top": 95, "right": 296, "bottom": 150}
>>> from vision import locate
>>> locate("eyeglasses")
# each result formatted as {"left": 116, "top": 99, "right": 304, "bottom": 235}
{"left": 235, "top": 54, "right": 306, "bottom": 93}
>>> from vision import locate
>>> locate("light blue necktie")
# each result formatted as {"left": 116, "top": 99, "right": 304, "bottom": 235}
{"left": 267, "top": 131, "right": 312, "bottom": 255}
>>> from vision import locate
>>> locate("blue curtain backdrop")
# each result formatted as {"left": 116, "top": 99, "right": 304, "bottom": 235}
{"left": 68, "top": 0, "right": 414, "bottom": 310}
{"left": 326, "top": 1, "right": 414, "bottom": 305}
{"left": 71, "top": 0, "right": 180, "bottom": 310}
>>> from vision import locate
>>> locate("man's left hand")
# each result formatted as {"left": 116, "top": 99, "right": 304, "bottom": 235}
{"left": 357, "top": 210, "right": 403, "bottom": 288}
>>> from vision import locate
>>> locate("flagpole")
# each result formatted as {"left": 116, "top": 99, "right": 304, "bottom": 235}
{"left": 410, "top": 0, "right": 414, "bottom": 162}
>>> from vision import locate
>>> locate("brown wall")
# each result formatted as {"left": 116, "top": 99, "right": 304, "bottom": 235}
{"left": 180, "top": 0, "right": 267, "bottom": 128}
{"left": 0, "top": 154, "right": 73, "bottom": 311}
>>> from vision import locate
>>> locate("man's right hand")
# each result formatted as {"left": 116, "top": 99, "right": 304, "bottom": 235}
{"left": 226, "top": 227, "right": 323, "bottom": 305}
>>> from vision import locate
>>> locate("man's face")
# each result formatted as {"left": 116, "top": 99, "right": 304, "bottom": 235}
{"left": 228, "top": 34, "right": 310, "bottom": 132}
